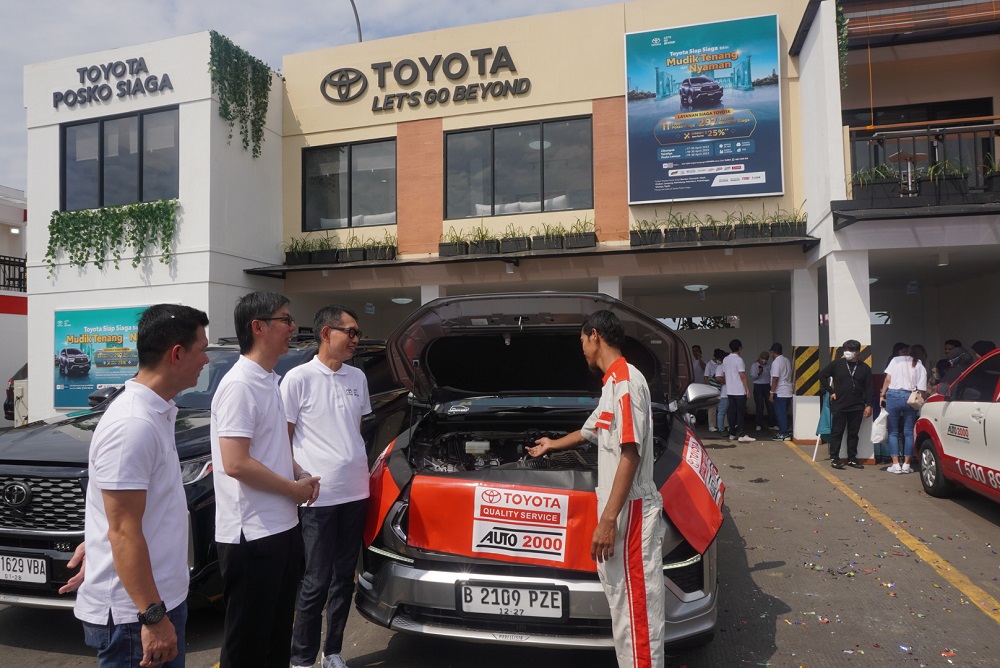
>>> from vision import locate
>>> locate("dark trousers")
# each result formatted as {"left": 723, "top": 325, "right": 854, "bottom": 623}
{"left": 829, "top": 410, "right": 864, "bottom": 461}
{"left": 290, "top": 499, "right": 368, "bottom": 665}
{"left": 753, "top": 384, "right": 775, "bottom": 428}
{"left": 217, "top": 526, "right": 304, "bottom": 668}
{"left": 727, "top": 394, "right": 747, "bottom": 436}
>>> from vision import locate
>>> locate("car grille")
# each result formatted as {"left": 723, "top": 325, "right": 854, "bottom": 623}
{"left": 407, "top": 605, "right": 612, "bottom": 637}
{"left": 0, "top": 476, "right": 85, "bottom": 533}
{"left": 666, "top": 560, "right": 704, "bottom": 593}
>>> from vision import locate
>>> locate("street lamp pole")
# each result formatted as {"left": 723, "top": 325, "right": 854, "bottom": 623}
{"left": 348, "top": 0, "right": 363, "bottom": 42}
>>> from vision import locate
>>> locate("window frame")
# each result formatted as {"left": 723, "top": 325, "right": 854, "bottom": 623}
{"left": 59, "top": 104, "right": 180, "bottom": 212}
{"left": 300, "top": 137, "right": 398, "bottom": 232}
{"left": 443, "top": 115, "right": 594, "bottom": 220}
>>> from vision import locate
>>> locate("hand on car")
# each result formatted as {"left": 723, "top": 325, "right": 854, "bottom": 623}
{"left": 526, "top": 437, "right": 553, "bottom": 458}
{"left": 58, "top": 542, "right": 86, "bottom": 594}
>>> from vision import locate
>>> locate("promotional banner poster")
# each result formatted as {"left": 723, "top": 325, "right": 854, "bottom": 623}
{"left": 625, "top": 15, "right": 783, "bottom": 203}
{"left": 54, "top": 306, "right": 146, "bottom": 408}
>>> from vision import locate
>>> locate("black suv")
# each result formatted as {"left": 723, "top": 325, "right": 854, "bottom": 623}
{"left": 0, "top": 340, "right": 407, "bottom": 609}
{"left": 58, "top": 348, "right": 91, "bottom": 376}
{"left": 679, "top": 77, "right": 723, "bottom": 107}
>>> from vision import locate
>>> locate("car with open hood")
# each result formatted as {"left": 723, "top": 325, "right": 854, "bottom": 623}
{"left": 358, "top": 293, "right": 724, "bottom": 650}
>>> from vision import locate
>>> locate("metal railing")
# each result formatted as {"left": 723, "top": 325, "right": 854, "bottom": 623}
{"left": 848, "top": 116, "right": 1000, "bottom": 190}
{"left": 0, "top": 255, "right": 26, "bottom": 293}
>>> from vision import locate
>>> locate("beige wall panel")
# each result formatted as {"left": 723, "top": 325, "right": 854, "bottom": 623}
{"left": 398, "top": 118, "right": 444, "bottom": 255}
{"left": 593, "top": 97, "right": 630, "bottom": 242}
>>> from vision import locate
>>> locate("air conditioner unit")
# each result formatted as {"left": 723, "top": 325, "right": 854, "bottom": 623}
{"left": 12, "top": 379, "right": 28, "bottom": 427}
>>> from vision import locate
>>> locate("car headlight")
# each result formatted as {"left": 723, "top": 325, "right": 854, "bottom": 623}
{"left": 179, "top": 455, "right": 213, "bottom": 485}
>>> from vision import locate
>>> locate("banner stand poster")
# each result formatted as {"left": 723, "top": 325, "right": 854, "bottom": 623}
{"left": 54, "top": 306, "right": 147, "bottom": 408}
{"left": 625, "top": 15, "right": 783, "bottom": 204}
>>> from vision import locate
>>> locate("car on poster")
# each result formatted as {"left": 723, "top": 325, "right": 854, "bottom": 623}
{"left": 915, "top": 348, "right": 1000, "bottom": 504}
{"left": 624, "top": 15, "right": 783, "bottom": 203}
{"left": 358, "top": 293, "right": 725, "bottom": 649}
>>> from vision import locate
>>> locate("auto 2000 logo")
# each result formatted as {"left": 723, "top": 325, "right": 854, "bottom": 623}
{"left": 471, "top": 485, "right": 568, "bottom": 562}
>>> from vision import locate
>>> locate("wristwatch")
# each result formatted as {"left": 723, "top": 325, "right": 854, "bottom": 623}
{"left": 137, "top": 601, "right": 167, "bottom": 625}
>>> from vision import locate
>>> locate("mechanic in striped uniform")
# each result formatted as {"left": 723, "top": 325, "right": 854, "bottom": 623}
{"left": 528, "top": 310, "right": 665, "bottom": 668}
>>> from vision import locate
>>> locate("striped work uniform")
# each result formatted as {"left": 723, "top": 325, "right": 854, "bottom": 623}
{"left": 581, "top": 356, "right": 666, "bottom": 668}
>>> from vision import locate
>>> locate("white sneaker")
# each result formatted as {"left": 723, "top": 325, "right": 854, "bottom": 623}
{"left": 708, "top": 427, "right": 718, "bottom": 432}
{"left": 322, "top": 655, "right": 349, "bottom": 668}
{"left": 738, "top": 435, "right": 755, "bottom": 443}
{"left": 887, "top": 463, "right": 902, "bottom": 474}
{"left": 901, "top": 463, "right": 912, "bottom": 474}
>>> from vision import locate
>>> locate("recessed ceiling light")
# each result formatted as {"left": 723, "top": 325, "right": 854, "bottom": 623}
{"left": 527, "top": 140, "right": 552, "bottom": 150}
{"left": 391, "top": 297, "right": 413, "bottom": 305}
{"left": 683, "top": 284, "right": 709, "bottom": 292}
{"left": 9, "top": 227, "right": 20, "bottom": 235}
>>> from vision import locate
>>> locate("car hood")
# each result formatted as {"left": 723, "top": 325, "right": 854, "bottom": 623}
{"left": 386, "top": 292, "right": 693, "bottom": 405}
{"left": 0, "top": 408, "right": 212, "bottom": 466}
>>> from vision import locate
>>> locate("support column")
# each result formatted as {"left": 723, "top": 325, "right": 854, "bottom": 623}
{"left": 790, "top": 268, "right": 819, "bottom": 443}
{"left": 825, "top": 250, "right": 874, "bottom": 460}
{"left": 597, "top": 276, "right": 621, "bottom": 300}
{"left": 421, "top": 284, "right": 441, "bottom": 305}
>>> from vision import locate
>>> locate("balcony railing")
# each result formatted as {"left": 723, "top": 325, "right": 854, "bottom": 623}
{"left": 0, "top": 255, "right": 26, "bottom": 293}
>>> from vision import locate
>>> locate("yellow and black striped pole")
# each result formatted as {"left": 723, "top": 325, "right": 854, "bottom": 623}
{"left": 794, "top": 346, "right": 820, "bottom": 396}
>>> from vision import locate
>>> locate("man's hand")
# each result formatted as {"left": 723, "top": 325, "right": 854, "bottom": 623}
{"left": 863, "top": 406, "right": 873, "bottom": 418}
{"left": 140, "top": 617, "right": 178, "bottom": 667}
{"left": 527, "top": 437, "right": 554, "bottom": 458}
{"left": 291, "top": 476, "right": 321, "bottom": 505}
{"left": 830, "top": 393, "right": 837, "bottom": 401}
{"left": 591, "top": 517, "right": 616, "bottom": 563}
{"left": 58, "top": 543, "right": 86, "bottom": 594}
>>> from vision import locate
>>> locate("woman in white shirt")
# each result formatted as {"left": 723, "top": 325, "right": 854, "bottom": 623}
{"left": 879, "top": 344, "right": 928, "bottom": 474}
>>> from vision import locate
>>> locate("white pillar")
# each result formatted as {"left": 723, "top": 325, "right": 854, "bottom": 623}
{"left": 825, "top": 250, "right": 874, "bottom": 460}
{"left": 421, "top": 284, "right": 441, "bottom": 305}
{"left": 598, "top": 276, "right": 621, "bottom": 300}
{"left": 790, "top": 267, "right": 819, "bottom": 442}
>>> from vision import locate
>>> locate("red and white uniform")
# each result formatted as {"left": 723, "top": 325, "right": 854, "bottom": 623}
{"left": 581, "top": 357, "right": 665, "bottom": 668}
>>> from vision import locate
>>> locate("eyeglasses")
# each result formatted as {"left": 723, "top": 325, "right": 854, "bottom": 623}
{"left": 327, "top": 326, "right": 363, "bottom": 339}
{"left": 258, "top": 315, "right": 295, "bottom": 326}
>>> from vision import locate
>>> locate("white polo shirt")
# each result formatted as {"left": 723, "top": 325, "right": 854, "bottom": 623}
{"left": 720, "top": 353, "right": 747, "bottom": 397}
{"left": 211, "top": 356, "right": 298, "bottom": 544}
{"left": 770, "top": 355, "right": 794, "bottom": 398}
{"left": 75, "top": 380, "right": 188, "bottom": 625}
{"left": 280, "top": 357, "right": 372, "bottom": 507}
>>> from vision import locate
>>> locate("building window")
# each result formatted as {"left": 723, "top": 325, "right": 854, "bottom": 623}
{"left": 303, "top": 139, "right": 397, "bottom": 231}
{"left": 62, "top": 107, "right": 179, "bottom": 211}
{"left": 445, "top": 117, "right": 593, "bottom": 219}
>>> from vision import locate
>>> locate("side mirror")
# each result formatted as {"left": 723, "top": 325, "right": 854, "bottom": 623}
{"left": 674, "top": 382, "right": 721, "bottom": 413}
{"left": 88, "top": 386, "right": 120, "bottom": 408}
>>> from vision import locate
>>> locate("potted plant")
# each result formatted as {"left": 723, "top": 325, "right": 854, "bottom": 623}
{"left": 699, "top": 214, "right": 732, "bottom": 242}
{"left": 770, "top": 201, "right": 808, "bottom": 237}
{"left": 851, "top": 164, "right": 899, "bottom": 204}
{"left": 365, "top": 230, "right": 397, "bottom": 261}
{"left": 729, "top": 206, "right": 769, "bottom": 240}
{"left": 983, "top": 154, "right": 1000, "bottom": 195}
{"left": 283, "top": 235, "right": 315, "bottom": 265}
{"left": 439, "top": 226, "right": 469, "bottom": 257}
{"left": 311, "top": 233, "right": 339, "bottom": 264}
{"left": 500, "top": 223, "right": 531, "bottom": 253}
{"left": 468, "top": 222, "right": 500, "bottom": 254}
{"left": 530, "top": 222, "right": 565, "bottom": 250}
{"left": 919, "top": 159, "right": 970, "bottom": 201}
{"left": 663, "top": 210, "right": 699, "bottom": 243}
{"left": 564, "top": 216, "right": 597, "bottom": 249}
{"left": 336, "top": 233, "right": 366, "bottom": 263}
{"left": 629, "top": 216, "right": 663, "bottom": 246}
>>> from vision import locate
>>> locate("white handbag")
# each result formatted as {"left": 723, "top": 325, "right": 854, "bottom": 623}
{"left": 904, "top": 363, "right": 924, "bottom": 410}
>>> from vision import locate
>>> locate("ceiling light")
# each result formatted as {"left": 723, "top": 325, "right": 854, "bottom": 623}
{"left": 937, "top": 252, "right": 948, "bottom": 267}
{"left": 868, "top": 277, "right": 878, "bottom": 284}
{"left": 391, "top": 297, "right": 413, "bottom": 305}
{"left": 10, "top": 227, "right": 20, "bottom": 235}
{"left": 683, "top": 284, "right": 709, "bottom": 292}
{"left": 528, "top": 140, "right": 551, "bottom": 150}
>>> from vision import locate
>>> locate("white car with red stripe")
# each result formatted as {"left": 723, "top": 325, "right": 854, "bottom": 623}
{"left": 358, "top": 293, "right": 724, "bottom": 650}
{"left": 915, "top": 348, "right": 1000, "bottom": 503}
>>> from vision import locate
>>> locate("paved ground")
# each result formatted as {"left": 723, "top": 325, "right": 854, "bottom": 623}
{"left": 2, "top": 429, "right": 998, "bottom": 667}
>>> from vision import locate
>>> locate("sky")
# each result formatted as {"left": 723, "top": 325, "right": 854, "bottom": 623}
{"left": 0, "top": 0, "right": 618, "bottom": 193}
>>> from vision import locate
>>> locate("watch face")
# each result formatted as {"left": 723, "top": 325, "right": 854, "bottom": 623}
{"left": 141, "top": 602, "right": 167, "bottom": 625}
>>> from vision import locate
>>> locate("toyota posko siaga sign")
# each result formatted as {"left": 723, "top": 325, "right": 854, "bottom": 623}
{"left": 624, "top": 15, "right": 783, "bottom": 203}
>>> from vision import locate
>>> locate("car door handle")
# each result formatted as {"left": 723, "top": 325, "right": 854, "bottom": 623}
{"left": 970, "top": 410, "right": 984, "bottom": 422}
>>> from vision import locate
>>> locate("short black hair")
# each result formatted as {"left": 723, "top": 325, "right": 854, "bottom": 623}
{"left": 729, "top": 338, "right": 742, "bottom": 352}
{"left": 234, "top": 291, "right": 290, "bottom": 354}
{"left": 691, "top": 345, "right": 702, "bottom": 351}
{"left": 971, "top": 340, "right": 996, "bottom": 357}
{"left": 581, "top": 310, "right": 625, "bottom": 350}
{"left": 137, "top": 304, "right": 209, "bottom": 368}
{"left": 713, "top": 348, "right": 727, "bottom": 360}
{"left": 843, "top": 339, "right": 861, "bottom": 352}
{"left": 313, "top": 305, "right": 360, "bottom": 343}
{"left": 944, "top": 339, "right": 962, "bottom": 348}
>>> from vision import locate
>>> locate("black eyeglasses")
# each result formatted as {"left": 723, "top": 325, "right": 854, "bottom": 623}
{"left": 258, "top": 315, "right": 295, "bottom": 326}
{"left": 327, "top": 326, "right": 363, "bottom": 339}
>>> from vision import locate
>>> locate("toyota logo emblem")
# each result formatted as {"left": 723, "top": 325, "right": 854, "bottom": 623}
{"left": 481, "top": 489, "right": 501, "bottom": 504}
{"left": 2, "top": 482, "right": 32, "bottom": 510}
{"left": 321, "top": 68, "right": 368, "bottom": 103}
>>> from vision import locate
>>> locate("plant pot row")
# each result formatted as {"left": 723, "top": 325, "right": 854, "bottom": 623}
{"left": 284, "top": 245, "right": 397, "bottom": 266}
{"left": 439, "top": 233, "right": 598, "bottom": 257}
{"left": 630, "top": 222, "right": 807, "bottom": 245}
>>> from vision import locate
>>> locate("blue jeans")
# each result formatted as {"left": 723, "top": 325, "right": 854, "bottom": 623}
{"left": 773, "top": 396, "right": 790, "bottom": 435}
{"left": 82, "top": 602, "right": 187, "bottom": 668}
{"left": 886, "top": 388, "right": 918, "bottom": 458}
{"left": 716, "top": 397, "right": 729, "bottom": 431}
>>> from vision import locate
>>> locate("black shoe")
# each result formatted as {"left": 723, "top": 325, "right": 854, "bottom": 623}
{"left": 830, "top": 459, "right": 845, "bottom": 470}
{"left": 847, "top": 460, "right": 864, "bottom": 469}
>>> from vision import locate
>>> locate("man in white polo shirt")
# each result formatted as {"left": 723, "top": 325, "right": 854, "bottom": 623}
{"left": 717, "top": 338, "right": 754, "bottom": 443}
{"left": 75, "top": 304, "right": 209, "bottom": 668}
{"left": 283, "top": 306, "right": 372, "bottom": 668}
{"left": 768, "top": 342, "right": 794, "bottom": 440}
{"left": 210, "top": 291, "right": 320, "bottom": 668}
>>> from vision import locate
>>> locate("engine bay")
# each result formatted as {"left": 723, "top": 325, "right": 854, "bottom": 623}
{"left": 412, "top": 429, "right": 599, "bottom": 473}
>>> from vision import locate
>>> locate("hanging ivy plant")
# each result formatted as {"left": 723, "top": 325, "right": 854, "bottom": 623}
{"left": 836, "top": 2, "right": 849, "bottom": 89}
{"left": 208, "top": 30, "right": 273, "bottom": 159}
{"left": 45, "top": 199, "right": 178, "bottom": 275}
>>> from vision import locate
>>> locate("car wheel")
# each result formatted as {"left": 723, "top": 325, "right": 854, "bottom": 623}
{"left": 59, "top": 363, "right": 65, "bottom": 376}
{"left": 919, "top": 441, "right": 955, "bottom": 497}
{"left": 680, "top": 93, "right": 689, "bottom": 107}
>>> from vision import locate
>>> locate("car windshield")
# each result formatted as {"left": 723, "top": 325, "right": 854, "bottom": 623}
{"left": 174, "top": 347, "right": 315, "bottom": 409}
{"left": 438, "top": 396, "right": 599, "bottom": 414}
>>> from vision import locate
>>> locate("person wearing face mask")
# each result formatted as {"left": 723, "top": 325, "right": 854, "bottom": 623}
{"left": 818, "top": 340, "right": 872, "bottom": 470}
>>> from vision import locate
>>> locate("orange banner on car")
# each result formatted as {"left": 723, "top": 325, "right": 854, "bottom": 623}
{"left": 658, "top": 433, "right": 725, "bottom": 554}
{"left": 408, "top": 477, "right": 600, "bottom": 573}
{"left": 364, "top": 440, "right": 401, "bottom": 546}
